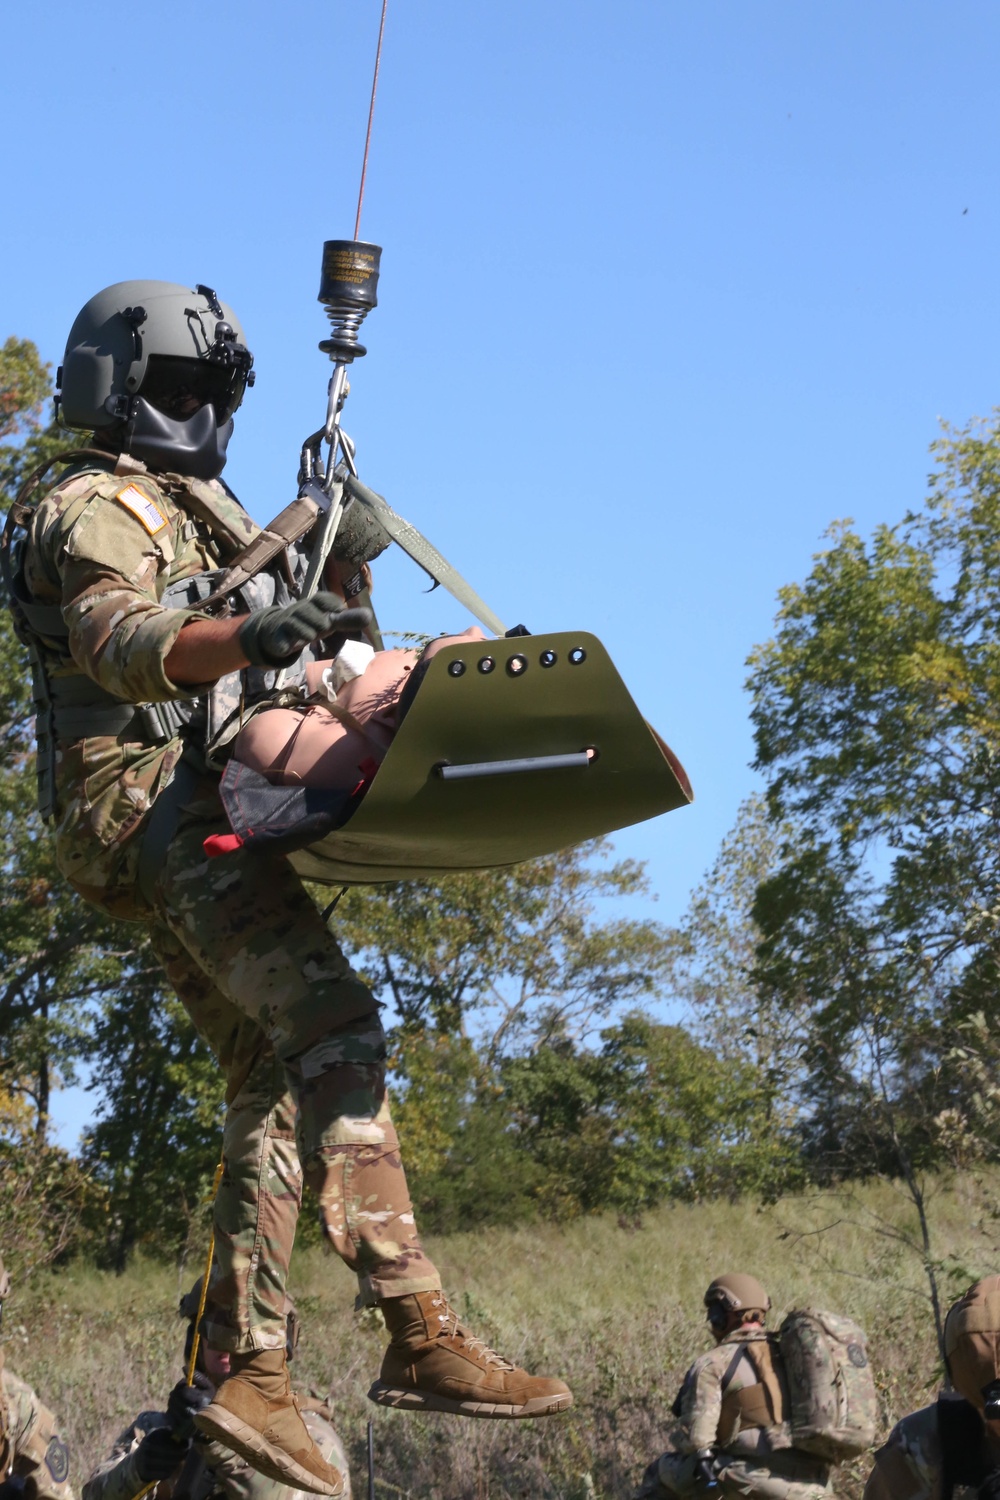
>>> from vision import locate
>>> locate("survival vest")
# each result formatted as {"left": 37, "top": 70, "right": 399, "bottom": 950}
{"left": 1, "top": 449, "right": 325, "bottom": 817}
{"left": 779, "top": 1308, "right": 877, "bottom": 1461}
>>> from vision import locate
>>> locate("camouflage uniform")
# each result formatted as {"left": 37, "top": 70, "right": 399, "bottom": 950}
{"left": 646, "top": 1331, "right": 833, "bottom": 1500}
{"left": 82, "top": 1394, "right": 349, "bottom": 1500}
{"left": 21, "top": 459, "right": 441, "bottom": 1351}
{"left": 863, "top": 1400, "right": 999, "bottom": 1500}
{"left": 0, "top": 1365, "right": 75, "bottom": 1500}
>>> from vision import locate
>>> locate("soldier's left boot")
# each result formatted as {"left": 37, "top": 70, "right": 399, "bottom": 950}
{"left": 194, "top": 1348, "right": 345, "bottom": 1496}
{"left": 368, "top": 1289, "right": 573, "bottom": 1419}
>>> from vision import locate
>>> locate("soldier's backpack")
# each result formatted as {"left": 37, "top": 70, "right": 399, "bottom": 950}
{"left": 779, "top": 1308, "right": 877, "bottom": 1460}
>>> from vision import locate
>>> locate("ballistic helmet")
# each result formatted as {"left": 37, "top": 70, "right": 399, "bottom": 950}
{"left": 58, "top": 280, "right": 254, "bottom": 479}
{"left": 704, "top": 1274, "right": 771, "bottom": 1321}
{"left": 944, "top": 1276, "right": 1000, "bottom": 1413}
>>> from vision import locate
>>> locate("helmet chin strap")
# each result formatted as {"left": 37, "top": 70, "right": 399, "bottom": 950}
{"left": 124, "top": 398, "right": 234, "bottom": 480}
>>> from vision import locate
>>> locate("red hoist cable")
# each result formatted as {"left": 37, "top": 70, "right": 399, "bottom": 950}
{"left": 354, "top": 0, "right": 389, "bottom": 241}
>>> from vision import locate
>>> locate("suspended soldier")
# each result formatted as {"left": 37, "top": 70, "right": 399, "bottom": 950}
{"left": 864, "top": 1277, "right": 1000, "bottom": 1500}
{"left": 0, "top": 1253, "right": 75, "bottom": 1500}
{"left": 3, "top": 281, "right": 572, "bottom": 1497}
{"left": 83, "top": 1281, "right": 350, "bottom": 1500}
{"left": 637, "top": 1275, "right": 835, "bottom": 1500}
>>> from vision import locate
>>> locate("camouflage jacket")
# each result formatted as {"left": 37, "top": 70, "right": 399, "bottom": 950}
{"left": 863, "top": 1399, "right": 1000, "bottom": 1500}
{"left": 19, "top": 458, "right": 261, "bottom": 919}
{"left": 82, "top": 1394, "right": 349, "bottom": 1500}
{"left": 1, "top": 1364, "right": 75, "bottom": 1500}
{"left": 677, "top": 1329, "right": 794, "bottom": 1458}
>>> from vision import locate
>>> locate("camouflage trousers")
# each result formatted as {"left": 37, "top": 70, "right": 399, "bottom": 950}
{"left": 649, "top": 1451, "right": 833, "bottom": 1500}
{"left": 2, "top": 1367, "right": 74, "bottom": 1500}
{"left": 146, "top": 783, "right": 440, "bottom": 1353}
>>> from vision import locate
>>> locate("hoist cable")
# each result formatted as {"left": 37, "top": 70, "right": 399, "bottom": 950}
{"left": 354, "top": 0, "right": 389, "bottom": 240}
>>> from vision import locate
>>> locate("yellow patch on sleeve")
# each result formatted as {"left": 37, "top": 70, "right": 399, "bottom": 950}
{"left": 114, "top": 484, "right": 168, "bottom": 535}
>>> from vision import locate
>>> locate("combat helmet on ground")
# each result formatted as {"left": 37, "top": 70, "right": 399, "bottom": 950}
{"left": 944, "top": 1276, "right": 1000, "bottom": 1416}
{"left": 57, "top": 280, "right": 254, "bottom": 479}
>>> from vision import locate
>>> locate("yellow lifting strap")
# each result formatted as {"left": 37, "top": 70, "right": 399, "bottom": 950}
{"left": 290, "top": 630, "right": 693, "bottom": 887}
{"left": 131, "top": 1156, "right": 224, "bottom": 1500}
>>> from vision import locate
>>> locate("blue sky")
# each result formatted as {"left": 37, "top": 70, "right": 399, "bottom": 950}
{"left": 4, "top": 0, "right": 1000, "bottom": 1142}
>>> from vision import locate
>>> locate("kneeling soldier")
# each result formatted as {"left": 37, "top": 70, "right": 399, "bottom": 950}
{"left": 865, "top": 1276, "right": 1000, "bottom": 1500}
{"left": 83, "top": 1281, "right": 350, "bottom": 1500}
{"left": 0, "top": 1253, "right": 75, "bottom": 1500}
{"left": 638, "top": 1274, "right": 833, "bottom": 1500}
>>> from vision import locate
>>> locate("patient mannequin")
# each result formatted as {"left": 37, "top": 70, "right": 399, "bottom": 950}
{"left": 233, "top": 626, "right": 486, "bottom": 790}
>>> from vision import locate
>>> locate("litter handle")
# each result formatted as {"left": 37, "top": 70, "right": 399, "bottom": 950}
{"left": 436, "top": 751, "right": 593, "bottom": 780}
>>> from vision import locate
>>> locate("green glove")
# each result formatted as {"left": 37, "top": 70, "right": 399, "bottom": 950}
{"left": 239, "top": 592, "right": 371, "bottom": 668}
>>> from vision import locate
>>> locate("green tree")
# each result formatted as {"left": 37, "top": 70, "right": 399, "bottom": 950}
{"left": 662, "top": 793, "right": 810, "bottom": 1116}
{"left": 1, "top": 336, "right": 220, "bottom": 1265}
{"left": 504, "top": 1010, "right": 799, "bottom": 1217}
{"left": 332, "top": 839, "right": 672, "bottom": 1055}
{"left": 82, "top": 991, "right": 224, "bottom": 1270}
{"left": 743, "top": 412, "right": 1000, "bottom": 1347}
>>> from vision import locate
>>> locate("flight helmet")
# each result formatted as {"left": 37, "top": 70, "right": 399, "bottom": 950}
{"left": 58, "top": 280, "right": 254, "bottom": 479}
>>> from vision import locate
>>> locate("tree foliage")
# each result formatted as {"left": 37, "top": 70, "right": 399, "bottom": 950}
{"left": 331, "top": 842, "right": 671, "bottom": 1055}
{"left": 0, "top": 338, "right": 214, "bottom": 1266}
{"left": 745, "top": 416, "right": 1000, "bottom": 1176}
{"left": 736, "top": 413, "right": 1000, "bottom": 1342}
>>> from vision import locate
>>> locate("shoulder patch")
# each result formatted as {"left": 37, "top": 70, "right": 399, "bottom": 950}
{"left": 115, "top": 484, "right": 167, "bottom": 535}
{"left": 44, "top": 1435, "right": 70, "bottom": 1483}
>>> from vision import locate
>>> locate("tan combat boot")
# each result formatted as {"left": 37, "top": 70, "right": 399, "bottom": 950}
{"left": 194, "top": 1348, "right": 344, "bottom": 1496}
{"left": 368, "top": 1290, "right": 573, "bottom": 1419}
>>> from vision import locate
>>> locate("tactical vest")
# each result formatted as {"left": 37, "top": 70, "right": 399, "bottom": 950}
{"left": 718, "top": 1335, "right": 790, "bottom": 1448}
{"left": 2, "top": 449, "right": 322, "bottom": 819}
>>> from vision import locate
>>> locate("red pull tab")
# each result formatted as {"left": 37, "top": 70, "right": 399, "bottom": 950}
{"left": 203, "top": 832, "right": 245, "bottom": 858}
{"left": 350, "top": 756, "right": 380, "bottom": 798}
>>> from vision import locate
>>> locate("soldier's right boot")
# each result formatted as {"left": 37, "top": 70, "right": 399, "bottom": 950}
{"left": 368, "top": 1289, "right": 574, "bottom": 1419}
{"left": 193, "top": 1348, "right": 344, "bottom": 1496}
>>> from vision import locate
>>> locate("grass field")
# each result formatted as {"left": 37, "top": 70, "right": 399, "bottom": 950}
{"left": 9, "top": 1171, "right": 1000, "bottom": 1499}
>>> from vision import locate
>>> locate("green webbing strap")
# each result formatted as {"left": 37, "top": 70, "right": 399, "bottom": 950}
{"left": 48, "top": 675, "right": 130, "bottom": 707}
{"left": 44, "top": 674, "right": 142, "bottom": 740}
{"left": 344, "top": 475, "right": 507, "bottom": 638}
{"left": 137, "top": 757, "right": 202, "bottom": 905}
{"left": 12, "top": 596, "right": 67, "bottom": 638}
{"left": 196, "top": 494, "right": 324, "bottom": 609}
{"left": 53, "top": 704, "right": 139, "bottom": 739}
{"left": 26, "top": 640, "right": 57, "bottom": 822}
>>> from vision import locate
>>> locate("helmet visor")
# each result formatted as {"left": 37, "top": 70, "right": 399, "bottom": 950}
{"left": 140, "top": 354, "right": 248, "bottom": 425}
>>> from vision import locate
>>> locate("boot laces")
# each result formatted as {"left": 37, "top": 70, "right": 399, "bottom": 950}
{"left": 430, "top": 1292, "right": 515, "bottom": 1370}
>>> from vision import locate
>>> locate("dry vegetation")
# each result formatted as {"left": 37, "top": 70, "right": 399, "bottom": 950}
{"left": 8, "top": 1171, "right": 1000, "bottom": 1500}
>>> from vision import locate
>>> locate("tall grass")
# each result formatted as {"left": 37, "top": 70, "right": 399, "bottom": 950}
{"left": 9, "top": 1171, "right": 1000, "bottom": 1499}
